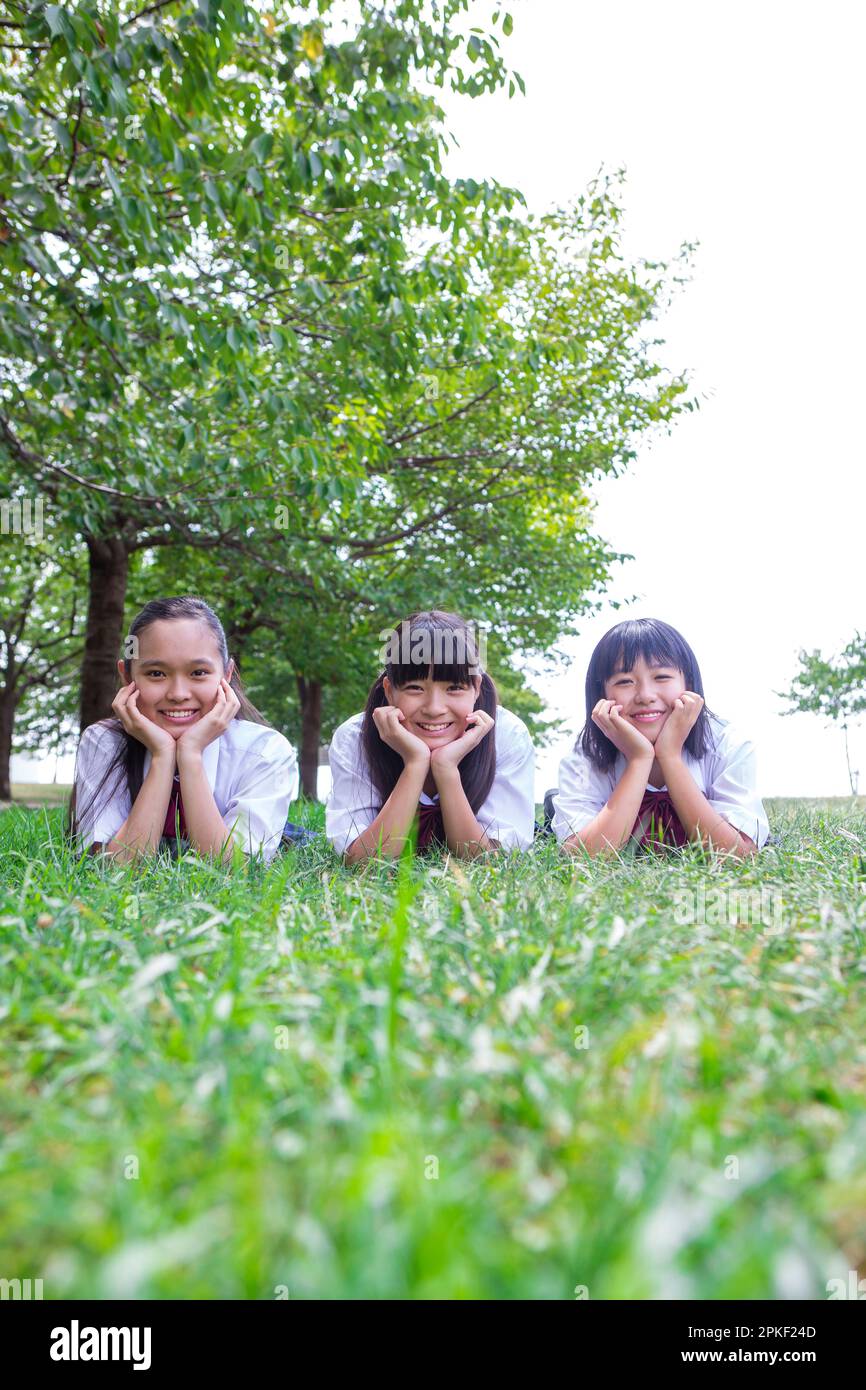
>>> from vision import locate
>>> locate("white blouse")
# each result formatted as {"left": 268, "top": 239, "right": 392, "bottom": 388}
{"left": 552, "top": 714, "right": 770, "bottom": 849}
{"left": 72, "top": 717, "right": 298, "bottom": 862}
{"left": 325, "top": 706, "right": 536, "bottom": 854}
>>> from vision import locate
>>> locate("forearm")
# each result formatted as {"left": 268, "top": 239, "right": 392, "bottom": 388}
{"left": 433, "top": 767, "right": 498, "bottom": 859}
{"left": 345, "top": 760, "right": 429, "bottom": 863}
{"left": 106, "top": 753, "right": 176, "bottom": 861}
{"left": 563, "top": 756, "right": 653, "bottom": 858}
{"left": 657, "top": 754, "right": 755, "bottom": 858}
{"left": 177, "top": 751, "right": 237, "bottom": 863}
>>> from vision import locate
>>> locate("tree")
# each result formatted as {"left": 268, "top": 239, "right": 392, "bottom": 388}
{"left": 2, "top": 4, "right": 698, "bottom": 783}
{"left": 778, "top": 634, "right": 866, "bottom": 795}
{"left": 0, "top": 524, "right": 85, "bottom": 799}
{"left": 0, "top": 0, "right": 527, "bottom": 728}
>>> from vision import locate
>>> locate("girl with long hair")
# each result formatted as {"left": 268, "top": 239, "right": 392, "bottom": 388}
{"left": 551, "top": 617, "right": 769, "bottom": 858}
{"left": 326, "top": 610, "right": 536, "bottom": 862}
{"left": 68, "top": 596, "right": 298, "bottom": 863}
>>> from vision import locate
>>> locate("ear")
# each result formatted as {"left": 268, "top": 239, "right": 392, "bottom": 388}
{"left": 472, "top": 673, "right": 483, "bottom": 703}
{"left": 382, "top": 675, "right": 394, "bottom": 706}
{"left": 225, "top": 658, "right": 235, "bottom": 682}
{"left": 116, "top": 658, "right": 128, "bottom": 683}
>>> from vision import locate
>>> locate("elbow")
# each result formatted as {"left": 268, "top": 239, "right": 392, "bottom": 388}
{"left": 563, "top": 831, "right": 599, "bottom": 859}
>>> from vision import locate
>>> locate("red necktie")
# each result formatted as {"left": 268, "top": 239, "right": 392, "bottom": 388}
{"left": 416, "top": 800, "right": 444, "bottom": 851}
{"left": 163, "top": 775, "right": 187, "bottom": 840}
{"left": 630, "top": 789, "right": 689, "bottom": 848}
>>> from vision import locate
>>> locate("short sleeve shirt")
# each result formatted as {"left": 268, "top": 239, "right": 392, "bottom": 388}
{"left": 551, "top": 715, "right": 770, "bottom": 849}
{"left": 72, "top": 718, "right": 299, "bottom": 862}
{"left": 325, "top": 706, "right": 536, "bottom": 854}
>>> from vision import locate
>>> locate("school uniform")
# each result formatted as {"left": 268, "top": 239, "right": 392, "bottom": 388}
{"left": 551, "top": 714, "right": 770, "bottom": 850}
{"left": 72, "top": 717, "right": 298, "bottom": 862}
{"left": 325, "top": 706, "right": 536, "bottom": 855}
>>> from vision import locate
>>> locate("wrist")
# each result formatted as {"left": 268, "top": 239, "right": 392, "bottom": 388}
{"left": 626, "top": 749, "right": 654, "bottom": 766}
{"left": 175, "top": 743, "right": 203, "bottom": 768}
{"left": 402, "top": 752, "right": 430, "bottom": 774}
{"left": 655, "top": 746, "right": 684, "bottom": 766}
{"left": 430, "top": 759, "right": 461, "bottom": 784}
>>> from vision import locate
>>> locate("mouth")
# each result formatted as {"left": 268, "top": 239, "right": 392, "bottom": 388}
{"left": 413, "top": 720, "right": 454, "bottom": 736}
{"left": 158, "top": 709, "right": 201, "bottom": 724}
{"left": 630, "top": 710, "right": 666, "bottom": 723}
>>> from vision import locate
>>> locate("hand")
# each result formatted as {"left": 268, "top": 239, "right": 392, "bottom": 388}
{"left": 654, "top": 691, "right": 704, "bottom": 762}
{"left": 112, "top": 682, "right": 177, "bottom": 761}
{"left": 591, "top": 698, "right": 655, "bottom": 764}
{"left": 372, "top": 704, "right": 431, "bottom": 768}
{"left": 175, "top": 678, "right": 241, "bottom": 758}
{"left": 430, "top": 708, "right": 495, "bottom": 779}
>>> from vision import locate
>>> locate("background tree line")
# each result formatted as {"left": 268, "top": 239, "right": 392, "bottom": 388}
{"left": 2, "top": 0, "right": 707, "bottom": 799}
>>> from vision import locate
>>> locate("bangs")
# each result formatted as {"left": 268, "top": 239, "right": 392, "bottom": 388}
{"left": 383, "top": 615, "right": 482, "bottom": 688}
{"left": 605, "top": 631, "right": 685, "bottom": 681}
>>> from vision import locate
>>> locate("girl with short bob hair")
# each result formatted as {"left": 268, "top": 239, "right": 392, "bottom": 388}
{"left": 68, "top": 596, "right": 298, "bottom": 863}
{"left": 326, "top": 609, "right": 536, "bottom": 861}
{"left": 551, "top": 617, "right": 769, "bottom": 858}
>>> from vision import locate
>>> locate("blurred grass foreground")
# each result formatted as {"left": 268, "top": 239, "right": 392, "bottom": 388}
{"left": 1, "top": 797, "right": 864, "bottom": 1299}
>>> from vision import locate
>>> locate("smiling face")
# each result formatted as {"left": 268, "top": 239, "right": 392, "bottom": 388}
{"left": 117, "top": 618, "right": 230, "bottom": 742}
{"left": 603, "top": 654, "right": 687, "bottom": 744}
{"left": 383, "top": 672, "right": 481, "bottom": 747}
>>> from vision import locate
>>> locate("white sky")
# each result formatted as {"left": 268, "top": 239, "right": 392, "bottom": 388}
{"left": 15, "top": 1, "right": 865, "bottom": 799}
{"left": 437, "top": 0, "right": 866, "bottom": 799}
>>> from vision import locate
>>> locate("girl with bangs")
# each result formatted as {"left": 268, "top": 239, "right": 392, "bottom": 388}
{"left": 326, "top": 610, "right": 536, "bottom": 862}
{"left": 550, "top": 618, "right": 770, "bottom": 858}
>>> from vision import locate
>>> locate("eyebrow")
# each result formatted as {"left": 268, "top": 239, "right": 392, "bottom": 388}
{"left": 612, "top": 664, "right": 677, "bottom": 674}
{"left": 139, "top": 658, "right": 216, "bottom": 666}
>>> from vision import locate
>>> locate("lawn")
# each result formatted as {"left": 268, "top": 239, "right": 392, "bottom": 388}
{"left": 1, "top": 797, "right": 864, "bottom": 1299}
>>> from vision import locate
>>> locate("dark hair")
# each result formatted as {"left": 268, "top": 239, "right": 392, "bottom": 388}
{"left": 361, "top": 610, "right": 498, "bottom": 826}
{"left": 67, "top": 596, "right": 269, "bottom": 843}
{"left": 579, "top": 617, "right": 721, "bottom": 772}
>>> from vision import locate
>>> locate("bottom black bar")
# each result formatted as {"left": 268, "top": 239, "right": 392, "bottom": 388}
{"left": 3, "top": 1298, "right": 862, "bottom": 1374}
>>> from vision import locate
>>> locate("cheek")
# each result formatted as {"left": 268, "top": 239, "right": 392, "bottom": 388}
{"left": 135, "top": 686, "right": 161, "bottom": 715}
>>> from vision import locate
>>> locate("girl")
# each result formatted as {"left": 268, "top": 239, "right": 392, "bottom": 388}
{"left": 69, "top": 596, "right": 298, "bottom": 863}
{"left": 326, "top": 610, "right": 536, "bottom": 862}
{"left": 551, "top": 618, "right": 769, "bottom": 858}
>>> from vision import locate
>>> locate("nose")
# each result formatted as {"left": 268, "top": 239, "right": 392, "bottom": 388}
{"left": 165, "top": 676, "right": 192, "bottom": 702}
{"left": 634, "top": 681, "right": 657, "bottom": 705}
{"left": 420, "top": 699, "right": 448, "bottom": 717}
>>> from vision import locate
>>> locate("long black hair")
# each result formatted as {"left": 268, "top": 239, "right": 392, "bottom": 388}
{"left": 67, "top": 596, "right": 269, "bottom": 843}
{"left": 361, "top": 610, "right": 498, "bottom": 816}
{"left": 579, "top": 617, "right": 721, "bottom": 772}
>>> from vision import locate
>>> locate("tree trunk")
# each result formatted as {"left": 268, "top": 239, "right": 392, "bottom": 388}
{"left": 296, "top": 676, "right": 322, "bottom": 800}
{"left": 0, "top": 687, "right": 16, "bottom": 801}
{"left": 79, "top": 535, "right": 130, "bottom": 733}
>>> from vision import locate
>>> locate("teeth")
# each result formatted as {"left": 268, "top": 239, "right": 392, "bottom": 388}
{"left": 162, "top": 711, "right": 198, "bottom": 719}
{"left": 418, "top": 723, "right": 451, "bottom": 731}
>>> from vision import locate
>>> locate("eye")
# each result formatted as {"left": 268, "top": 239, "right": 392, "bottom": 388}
{"left": 192, "top": 669, "right": 211, "bottom": 677}
{"left": 143, "top": 668, "right": 164, "bottom": 678}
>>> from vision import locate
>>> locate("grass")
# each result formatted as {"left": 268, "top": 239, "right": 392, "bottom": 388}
{"left": 1, "top": 796, "right": 864, "bottom": 1299}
